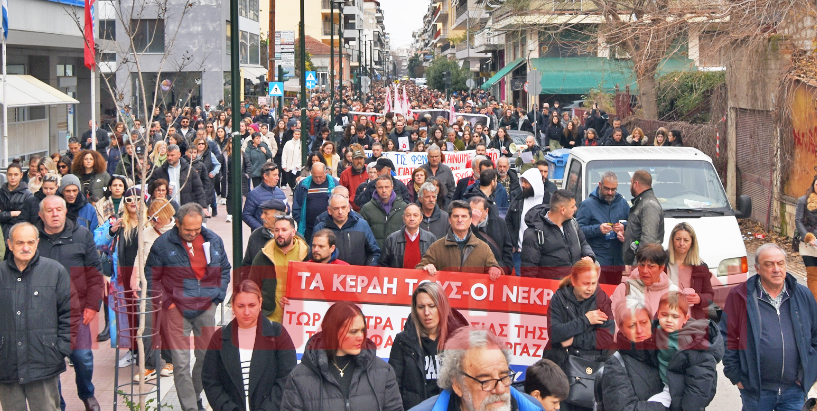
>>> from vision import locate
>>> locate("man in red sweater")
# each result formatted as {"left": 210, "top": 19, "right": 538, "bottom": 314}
{"left": 309, "top": 229, "right": 349, "bottom": 265}
{"left": 339, "top": 144, "right": 368, "bottom": 211}
{"left": 379, "top": 204, "right": 437, "bottom": 269}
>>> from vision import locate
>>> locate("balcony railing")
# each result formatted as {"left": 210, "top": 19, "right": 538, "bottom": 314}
{"left": 323, "top": 23, "right": 340, "bottom": 36}
{"left": 455, "top": 1, "right": 468, "bottom": 20}
{"left": 435, "top": 28, "right": 441, "bottom": 39}
{"left": 344, "top": 23, "right": 356, "bottom": 30}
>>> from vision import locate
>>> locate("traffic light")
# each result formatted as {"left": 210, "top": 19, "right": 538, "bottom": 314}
{"left": 257, "top": 75, "right": 267, "bottom": 94}
{"left": 443, "top": 70, "right": 451, "bottom": 89}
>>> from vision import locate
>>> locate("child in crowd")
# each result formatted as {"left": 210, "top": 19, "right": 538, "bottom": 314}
{"left": 652, "top": 291, "right": 723, "bottom": 411}
{"left": 524, "top": 359, "right": 569, "bottom": 411}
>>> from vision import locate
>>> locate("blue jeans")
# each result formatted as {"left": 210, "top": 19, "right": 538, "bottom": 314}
{"left": 513, "top": 251, "right": 521, "bottom": 276}
{"left": 739, "top": 385, "right": 805, "bottom": 411}
{"left": 59, "top": 322, "right": 95, "bottom": 410}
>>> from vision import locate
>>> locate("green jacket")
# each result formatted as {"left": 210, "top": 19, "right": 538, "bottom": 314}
{"left": 359, "top": 195, "right": 408, "bottom": 250}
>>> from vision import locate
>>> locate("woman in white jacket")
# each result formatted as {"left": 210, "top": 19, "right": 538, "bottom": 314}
{"left": 281, "top": 128, "right": 303, "bottom": 190}
{"left": 259, "top": 122, "right": 278, "bottom": 159}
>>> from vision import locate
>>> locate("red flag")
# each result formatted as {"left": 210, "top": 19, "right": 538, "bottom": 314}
{"left": 84, "top": 0, "right": 96, "bottom": 70}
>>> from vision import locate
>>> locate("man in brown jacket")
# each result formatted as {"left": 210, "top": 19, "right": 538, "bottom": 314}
{"left": 416, "top": 200, "right": 503, "bottom": 280}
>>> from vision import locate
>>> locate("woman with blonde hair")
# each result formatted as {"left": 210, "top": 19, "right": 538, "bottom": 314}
{"left": 666, "top": 222, "right": 714, "bottom": 319}
{"left": 388, "top": 282, "right": 468, "bottom": 410}
{"left": 151, "top": 140, "right": 168, "bottom": 166}
{"left": 627, "top": 127, "right": 648, "bottom": 146}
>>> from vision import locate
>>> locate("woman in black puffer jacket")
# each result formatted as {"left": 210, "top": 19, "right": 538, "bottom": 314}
{"left": 388, "top": 282, "right": 468, "bottom": 410}
{"left": 281, "top": 301, "right": 403, "bottom": 411}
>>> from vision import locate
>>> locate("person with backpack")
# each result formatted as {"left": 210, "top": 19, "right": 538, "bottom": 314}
{"left": 521, "top": 189, "right": 595, "bottom": 279}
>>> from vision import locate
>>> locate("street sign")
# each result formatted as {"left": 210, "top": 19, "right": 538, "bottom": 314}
{"left": 466, "top": 78, "right": 475, "bottom": 89}
{"left": 526, "top": 69, "right": 542, "bottom": 96}
{"left": 361, "top": 76, "right": 371, "bottom": 93}
{"left": 269, "top": 82, "right": 284, "bottom": 96}
{"left": 523, "top": 82, "right": 529, "bottom": 92}
{"left": 305, "top": 71, "right": 318, "bottom": 89}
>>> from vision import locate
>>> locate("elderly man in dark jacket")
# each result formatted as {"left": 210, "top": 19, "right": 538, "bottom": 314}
{"left": 417, "top": 182, "right": 449, "bottom": 240}
{"left": 521, "top": 190, "right": 595, "bottom": 279}
{"left": 0, "top": 222, "right": 71, "bottom": 411}
{"left": 146, "top": 203, "right": 231, "bottom": 411}
{"left": 419, "top": 144, "right": 456, "bottom": 204}
{"left": 469, "top": 196, "right": 514, "bottom": 276}
{"left": 623, "top": 170, "right": 664, "bottom": 265}
{"left": 313, "top": 194, "right": 381, "bottom": 266}
{"left": 576, "top": 171, "right": 630, "bottom": 284}
{"left": 80, "top": 120, "right": 110, "bottom": 161}
{"left": 380, "top": 204, "right": 437, "bottom": 268}
{"left": 149, "top": 144, "right": 208, "bottom": 209}
{"left": 36, "top": 195, "right": 104, "bottom": 411}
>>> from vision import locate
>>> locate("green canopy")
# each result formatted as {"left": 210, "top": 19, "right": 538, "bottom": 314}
{"left": 480, "top": 57, "right": 526, "bottom": 91}
{"left": 529, "top": 57, "right": 695, "bottom": 94}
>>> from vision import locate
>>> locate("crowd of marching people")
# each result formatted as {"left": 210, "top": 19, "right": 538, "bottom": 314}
{"left": 0, "top": 80, "right": 816, "bottom": 411}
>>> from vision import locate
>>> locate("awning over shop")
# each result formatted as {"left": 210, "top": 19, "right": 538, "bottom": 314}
{"left": 529, "top": 57, "right": 695, "bottom": 95}
{"left": 480, "top": 57, "right": 525, "bottom": 91}
{"left": 0, "top": 75, "right": 79, "bottom": 108}
{"left": 242, "top": 66, "right": 269, "bottom": 84}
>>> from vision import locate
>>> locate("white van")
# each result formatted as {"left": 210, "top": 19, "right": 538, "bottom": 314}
{"left": 560, "top": 147, "right": 753, "bottom": 309}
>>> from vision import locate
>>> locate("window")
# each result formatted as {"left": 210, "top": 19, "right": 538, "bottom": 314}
{"left": 565, "top": 159, "right": 582, "bottom": 198}
{"left": 100, "top": 53, "right": 117, "bottom": 62}
{"left": 239, "top": 0, "right": 259, "bottom": 21}
{"left": 249, "top": 33, "right": 260, "bottom": 65}
{"left": 57, "top": 65, "right": 73, "bottom": 77}
{"left": 240, "top": 31, "right": 250, "bottom": 64}
{"left": 131, "top": 19, "right": 165, "bottom": 53}
{"left": 99, "top": 19, "right": 115, "bottom": 41}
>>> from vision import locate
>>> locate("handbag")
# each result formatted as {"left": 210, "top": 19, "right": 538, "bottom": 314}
{"left": 563, "top": 349, "right": 604, "bottom": 409}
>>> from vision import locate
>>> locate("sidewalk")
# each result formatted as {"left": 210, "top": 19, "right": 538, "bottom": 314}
{"left": 56, "top": 201, "right": 250, "bottom": 411}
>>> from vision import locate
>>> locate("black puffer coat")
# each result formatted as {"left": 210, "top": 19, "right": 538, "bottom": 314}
{"left": 600, "top": 336, "right": 665, "bottom": 411}
{"left": 388, "top": 309, "right": 468, "bottom": 410}
{"left": 191, "top": 155, "right": 214, "bottom": 209}
{"left": 0, "top": 254, "right": 71, "bottom": 384}
{"left": 544, "top": 285, "right": 615, "bottom": 368}
{"left": 521, "top": 204, "right": 595, "bottom": 279}
{"left": 281, "top": 332, "right": 403, "bottom": 411}
{"left": 0, "top": 182, "right": 33, "bottom": 239}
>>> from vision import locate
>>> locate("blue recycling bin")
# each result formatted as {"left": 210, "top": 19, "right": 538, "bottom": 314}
{"left": 545, "top": 148, "right": 571, "bottom": 180}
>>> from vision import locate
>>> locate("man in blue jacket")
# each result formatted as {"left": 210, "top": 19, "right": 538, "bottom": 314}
{"left": 146, "top": 203, "right": 231, "bottom": 411}
{"left": 242, "top": 161, "right": 289, "bottom": 231}
{"left": 720, "top": 243, "right": 817, "bottom": 411}
{"left": 409, "top": 327, "right": 541, "bottom": 411}
{"left": 576, "top": 171, "right": 629, "bottom": 285}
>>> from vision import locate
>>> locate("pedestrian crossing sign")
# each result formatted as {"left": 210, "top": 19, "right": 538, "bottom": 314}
{"left": 269, "top": 82, "right": 284, "bottom": 96}
{"left": 305, "top": 71, "right": 317, "bottom": 89}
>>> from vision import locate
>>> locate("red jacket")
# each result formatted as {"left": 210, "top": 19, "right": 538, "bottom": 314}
{"left": 339, "top": 166, "right": 369, "bottom": 211}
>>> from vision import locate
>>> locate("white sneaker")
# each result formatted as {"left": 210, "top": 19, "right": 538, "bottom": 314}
{"left": 118, "top": 351, "right": 135, "bottom": 368}
{"left": 220, "top": 198, "right": 227, "bottom": 205}
{"left": 225, "top": 215, "right": 232, "bottom": 222}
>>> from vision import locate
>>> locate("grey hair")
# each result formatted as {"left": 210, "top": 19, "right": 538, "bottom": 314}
{"left": 446, "top": 128, "right": 457, "bottom": 135}
{"left": 472, "top": 155, "right": 487, "bottom": 167}
{"left": 40, "top": 195, "right": 67, "bottom": 214}
{"left": 311, "top": 162, "right": 326, "bottom": 173}
{"left": 418, "top": 182, "right": 438, "bottom": 197}
{"left": 614, "top": 298, "right": 651, "bottom": 330}
{"left": 437, "top": 327, "right": 512, "bottom": 390}
{"left": 176, "top": 203, "right": 205, "bottom": 222}
{"left": 167, "top": 144, "right": 180, "bottom": 153}
{"left": 331, "top": 185, "right": 350, "bottom": 197}
{"left": 601, "top": 171, "right": 618, "bottom": 183}
{"left": 755, "top": 243, "right": 786, "bottom": 266}
{"left": 497, "top": 156, "right": 510, "bottom": 166}
{"left": 9, "top": 222, "right": 38, "bottom": 241}
{"left": 329, "top": 193, "right": 350, "bottom": 205}
{"left": 427, "top": 144, "right": 441, "bottom": 153}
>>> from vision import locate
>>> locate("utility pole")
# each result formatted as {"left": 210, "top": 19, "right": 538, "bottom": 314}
{"left": 268, "top": 0, "right": 275, "bottom": 81}
{"left": 357, "top": 28, "right": 363, "bottom": 101}
{"left": 229, "top": 0, "right": 242, "bottom": 281}
{"left": 299, "top": 0, "right": 308, "bottom": 164}
{"left": 330, "top": 1, "right": 335, "bottom": 131}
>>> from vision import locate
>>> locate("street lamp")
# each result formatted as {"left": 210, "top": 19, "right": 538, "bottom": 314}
{"left": 357, "top": 28, "right": 363, "bottom": 100}
{"left": 332, "top": 0, "right": 345, "bottom": 117}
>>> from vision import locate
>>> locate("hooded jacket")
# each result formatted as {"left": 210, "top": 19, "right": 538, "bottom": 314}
{"left": 600, "top": 336, "right": 666, "bottom": 411}
{"left": 462, "top": 181, "right": 509, "bottom": 218}
{"left": 655, "top": 319, "right": 724, "bottom": 411}
{"left": 545, "top": 285, "right": 615, "bottom": 368}
{"left": 387, "top": 309, "right": 469, "bottom": 410}
{"left": 145, "top": 225, "right": 232, "bottom": 319}
{"left": 280, "top": 333, "right": 403, "bottom": 411}
{"left": 379, "top": 228, "right": 437, "bottom": 269}
{"left": 0, "top": 181, "right": 32, "bottom": 239}
{"left": 415, "top": 228, "right": 500, "bottom": 274}
{"left": 576, "top": 186, "right": 631, "bottom": 267}
{"left": 520, "top": 204, "right": 595, "bottom": 279}
{"left": 245, "top": 142, "right": 273, "bottom": 178}
{"left": 419, "top": 205, "right": 448, "bottom": 241}
{"left": 248, "top": 234, "right": 310, "bottom": 321}
{"left": 313, "top": 211, "right": 381, "bottom": 266}
{"left": 720, "top": 273, "right": 817, "bottom": 399}
{"left": 0, "top": 253, "right": 72, "bottom": 385}
{"left": 611, "top": 267, "right": 679, "bottom": 319}
{"left": 360, "top": 193, "right": 408, "bottom": 250}
{"left": 63, "top": 187, "right": 100, "bottom": 232}
{"left": 202, "top": 315, "right": 297, "bottom": 411}
{"left": 506, "top": 168, "right": 545, "bottom": 250}
{"left": 623, "top": 188, "right": 665, "bottom": 265}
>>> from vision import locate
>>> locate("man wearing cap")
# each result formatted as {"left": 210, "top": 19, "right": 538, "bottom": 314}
{"left": 339, "top": 144, "right": 368, "bottom": 211}
{"left": 59, "top": 174, "right": 99, "bottom": 231}
{"left": 242, "top": 161, "right": 289, "bottom": 231}
{"left": 353, "top": 157, "right": 410, "bottom": 208}
{"left": 36, "top": 195, "right": 105, "bottom": 411}
{"left": 241, "top": 198, "right": 288, "bottom": 273}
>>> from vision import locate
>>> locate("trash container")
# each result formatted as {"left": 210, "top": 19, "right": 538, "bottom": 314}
{"left": 545, "top": 148, "right": 571, "bottom": 180}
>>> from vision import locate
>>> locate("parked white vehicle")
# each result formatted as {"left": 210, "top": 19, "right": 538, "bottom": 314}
{"left": 560, "top": 146, "right": 753, "bottom": 310}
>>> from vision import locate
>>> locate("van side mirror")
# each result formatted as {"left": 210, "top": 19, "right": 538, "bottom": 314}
{"left": 735, "top": 195, "right": 752, "bottom": 219}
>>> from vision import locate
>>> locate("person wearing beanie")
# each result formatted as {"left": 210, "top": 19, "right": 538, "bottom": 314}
{"left": 59, "top": 174, "right": 99, "bottom": 231}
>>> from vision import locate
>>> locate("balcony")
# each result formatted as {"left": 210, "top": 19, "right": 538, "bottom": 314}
{"left": 491, "top": 0, "right": 601, "bottom": 29}
{"left": 454, "top": 7, "right": 488, "bottom": 29}
{"left": 473, "top": 29, "right": 504, "bottom": 53}
{"left": 433, "top": 2, "right": 448, "bottom": 23}
{"left": 322, "top": 22, "right": 340, "bottom": 37}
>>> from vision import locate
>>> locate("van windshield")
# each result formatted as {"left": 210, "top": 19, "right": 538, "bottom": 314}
{"left": 585, "top": 160, "right": 730, "bottom": 210}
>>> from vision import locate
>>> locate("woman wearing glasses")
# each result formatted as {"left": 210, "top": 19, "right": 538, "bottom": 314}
{"left": 57, "top": 156, "right": 72, "bottom": 176}
{"left": 281, "top": 301, "right": 402, "bottom": 411}
{"left": 388, "top": 282, "right": 468, "bottom": 410}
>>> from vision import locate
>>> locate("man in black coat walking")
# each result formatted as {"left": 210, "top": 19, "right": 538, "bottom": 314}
{"left": 81, "top": 120, "right": 110, "bottom": 161}
{"left": 149, "top": 144, "right": 208, "bottom": 209}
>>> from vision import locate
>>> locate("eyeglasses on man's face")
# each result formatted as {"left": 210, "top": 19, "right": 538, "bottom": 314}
{"left": 459, "top": 370, "right": 516, "bottom": 392}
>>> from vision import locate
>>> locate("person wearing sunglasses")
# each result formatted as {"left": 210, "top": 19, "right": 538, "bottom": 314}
{"left": 57, "top": 156, "right": 72, "bottom": 177}
{"left": 409, "top": 327, "right": 540, "bottom": 411}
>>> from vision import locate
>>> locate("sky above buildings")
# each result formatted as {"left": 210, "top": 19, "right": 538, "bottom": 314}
{"left": 379, "top": 0, "right": 425, "bottom": 48}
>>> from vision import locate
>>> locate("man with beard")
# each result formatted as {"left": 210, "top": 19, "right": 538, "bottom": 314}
{"left": 470, "top": 196, "right": 514, "bottom": 276}
{"left": 248, "top": 214, "right": 309, "bottom": 323}
{"left": 417, "top": 182, "right": 449, "bottom": 240}
{"left": 410, "top": 327, "right": 541, "bottom": 411}
{"left": 576, "top": 171, "right": 630, "bottom": 284}
{"left": 496, "top": 157, "right": 520, "bottom": 201}
{"left": 58, "top": 174, "right": 98, "bottom": 231}
{"left": 536, "top": 161, "right": 559, "bottom": 203}
{"left": 515, "top": 135, "right": 546, "bottom": 174}
{"left": 307, "top": 229, "right": 349, "bottom": 265}
{"left": 505, "top": 168, "right": 545, "bottom": 276}
{"left": 623, "top": 170, "right": 664, "bottom": 266}
{"left": 419, "top": 144, "right": 455, "bottom": 204}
